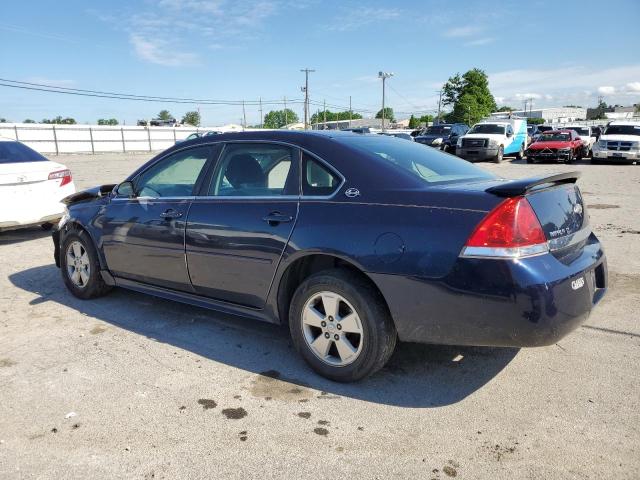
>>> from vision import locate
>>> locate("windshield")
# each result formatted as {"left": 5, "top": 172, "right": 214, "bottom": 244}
{"left": 539, "top": 132, "right": 571, "bottom": 142}
{"left": 425, "top": 125, "right": 452, "bottom": 135}
{"left": 604, "top": 125, "right": 640, "bottom": 136}
{"left": 566, "top": 127, "right": 589, "bottom": 136}
{"left": 468, "top": 124, "right": 505, "bottom": 135}
{"left": 342, "top": 136, "right": 496, "bottom": 185}
{"left": 0, "top": 141, "right": 49, "bottom": 164}
{"left": 538, "top": 126, "right": 554, "bottom": 132}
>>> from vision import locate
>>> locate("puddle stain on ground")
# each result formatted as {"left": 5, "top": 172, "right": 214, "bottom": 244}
{"left": 297, "top": 412, "right": 311, "bottom": 419}
{"left": 222, "top": 407, "right": 248, "bottom": 419}
{"left": 249, "top": 370, "right": 313, "bottom": 402}
{"left": 588, "top": 204, "right": 620, "bottom": 210}
{"left": 484, "top": 442, "right": 517, "bottom": 461}
{"left": 90, "top": 325, "right": 108, "bottom": 334}
{"left": 239, "top": 430, "right": 248, "bottom": 441}
{"left": 317, "top": 420, "right": 330, "bottom": 426}
{"left": 197, "top": 399, "right": 217, "bottom": 410}
{"left": 313, "top": 427, "right": 329, "bottom": 436}
{"left": 0, "top": 358, "right": 16, "bottom": 367}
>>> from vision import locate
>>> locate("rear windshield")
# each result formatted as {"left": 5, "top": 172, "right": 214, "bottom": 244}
{"left": 540, "top": 133, "right": 571, "bottom": 142}
{"left": 566, "top": 127, "right": 589, "bottom": 135}
{"left": 425, "top": 125, "right": 451, "bottom": 134}
{"left": 0, "top": 141, "right": 48, "bottom": 164}
{"left": 604, "top": 125, "right": 640, "bottom": 136}
{"left": 342, "top": 136, "right": 496, "bottom": 185}
{"left": 538, "top": 126, "right": 554, "bottom": 132}
{"left": 468, "top": 124, "right": 505, "bottom": 135}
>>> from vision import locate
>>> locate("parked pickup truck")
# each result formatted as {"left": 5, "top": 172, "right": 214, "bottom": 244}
{"left": 591, "top": 121, "right": 640, "bottom": 164}
{"left": 456, "top": 118, "right": 527, "bottom": 163}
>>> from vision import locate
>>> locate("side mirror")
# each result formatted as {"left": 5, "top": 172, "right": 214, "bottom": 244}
{"left": 115, "top": 181, "right": 135, "bottom": 198}
{"left": 506, "top": 132, "right": 513, "bottom": 138}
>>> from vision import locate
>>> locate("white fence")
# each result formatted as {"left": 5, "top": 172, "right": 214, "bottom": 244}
{"left": 0, "top": 123, "right": 244, "bottom": 155}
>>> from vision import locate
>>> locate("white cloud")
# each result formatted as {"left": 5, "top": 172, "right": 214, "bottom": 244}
{"left": 444, "top": 26, "right": 481, "bottom": 38}
{"left": 130, "top": 35, "right": 199, "bottom": 67}
{"left": 464, "top": 37, "right": 494, "bottom": 46}
{"left": 514, "top": 93, "right": 543, "bottom": 100}
{"left": 626, "top": 82, "right": 640, "bottom": 92}
{"left": 598, "top": 86, "right": 616, "bottom": 95}
{"left": 328, "top": 7, "right": 402, "bottom": 31}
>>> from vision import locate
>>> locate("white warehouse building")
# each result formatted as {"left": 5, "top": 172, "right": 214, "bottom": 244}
{"left": 494, "top": 107, "right": 588, "bottom": 123}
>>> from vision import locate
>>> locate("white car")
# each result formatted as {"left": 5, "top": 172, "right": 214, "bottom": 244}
{"left": 564, "top": 125, "right": 595, "bottom": 157}
{"left": 0, "top": 138, "right": 76, "bottom": 231}
{"left": 591, "top": 121, "right": 640, "bottom": 164}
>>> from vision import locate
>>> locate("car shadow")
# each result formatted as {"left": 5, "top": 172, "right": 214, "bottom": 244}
{"left": 9, "top": 264, "right": 519, "bottom": 408}
{"left": 0, "top": 227, "right": 52, "bottom": 246}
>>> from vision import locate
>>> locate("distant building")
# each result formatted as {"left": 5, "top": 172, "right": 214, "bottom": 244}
{"left": 493, "top": 107, "right": 587, "bottom": 123}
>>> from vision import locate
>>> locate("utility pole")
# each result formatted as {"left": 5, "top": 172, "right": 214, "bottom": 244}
{"left": 436, "top": 90, "right": 443, "bottom": 125}
{"left": 283, "top": 96, "right": 288, "bottom": 126}
{"left": 349, "top": 96, "right": 352, "bottom": 127}
{"left": 259, "top": 97, "right": 263, "bottom": 129}
{"left": 378, "top": 71, "right": 394, "bottom": 132}
{"left": 323, "top": 99, "right": 326, "bottom": 127}
{"left": 242, "top": 100, "right": 247, "bottom": 129}
{"left": 300, "top": 68, "right": 315, "bottom": 130}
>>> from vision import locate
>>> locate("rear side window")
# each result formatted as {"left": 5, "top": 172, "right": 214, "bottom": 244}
{"left": 342, "top": 136, "right": 496, "bottom": 185}
{"left": 0, "top": 141, "right": 48, "bottom": 163}
{"left": 302, "top": 153, "right": 341, "bottom": 196}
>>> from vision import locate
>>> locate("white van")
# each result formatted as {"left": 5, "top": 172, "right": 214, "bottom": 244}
{"left": 456, "top": 118, "right": 528, "bottom": 163}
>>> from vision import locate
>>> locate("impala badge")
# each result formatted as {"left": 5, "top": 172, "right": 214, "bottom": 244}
{"left": 345, "top": 188, "right": 360, "bottom": 198}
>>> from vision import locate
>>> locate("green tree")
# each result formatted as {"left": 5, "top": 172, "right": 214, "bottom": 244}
{"left": 419, "top": 114, "right": 434, "bottom": 124}
{"left": 97, "top": 118, "right": 119, "bottom": 125}
{"left": 527, "top": 118, "right": 546, "bottom": 125}
{"left": 497, "top": 106, "right": 515, "bottom": 112}
{"left": 0, "top": 117, "right": 7, "bottom": 123}
{"left": 375, "top": 107, "right": 395, "bottom": 123}
{"left": 181, "top": 111, "right": 201, "bottom": 126}
{"left": 442, "top": 68, "right": 496, "bottom": 125}
{"left": 157, "top": 110, "right": 172, "bottom": 121}
{"left": 635, "top": 104, "right": 640, "bottom": 113}
{"left": 310, "top": 110, "right": 362, "bottom": 124}
{"left": 23, "top": 119, "right": 36, "bottom": 123}
{"left": 263, "top": 109, "right": 299, "bottom": 128}
{"left": 42, "top": 116, "right": 76, "bottom": 124}
{"left": 408, "top": 114, "right": 419, "bottom": 129}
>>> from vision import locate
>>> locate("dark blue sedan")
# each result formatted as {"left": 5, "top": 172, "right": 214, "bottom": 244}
{"left": 53, "top": 131, "right": 607, "bottom": 382}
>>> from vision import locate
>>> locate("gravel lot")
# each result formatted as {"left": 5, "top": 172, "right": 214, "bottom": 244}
{"left": 1, "top": 151, "right": 639, "bottom": 479}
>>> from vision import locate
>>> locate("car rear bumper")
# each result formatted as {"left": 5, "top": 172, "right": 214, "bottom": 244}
{"left": 456, "top": 147, "right": 498, "bottom": 161}
{"left": 369, "top": 234, "right": 607, "bottom": 347}
{"left": 0, "top": 211, "right": 64, "bottom": 231}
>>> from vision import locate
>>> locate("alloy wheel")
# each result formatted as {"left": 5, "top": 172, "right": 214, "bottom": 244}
{"left": 301, "top": 291, "right": 364, "bottom": 367}
{"left": 66, "top": 240, "right": 91, "bottom": 288}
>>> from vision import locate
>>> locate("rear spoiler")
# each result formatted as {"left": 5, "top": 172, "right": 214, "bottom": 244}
{"left": 486, "top": 171, "right": 581, "bottom": 197}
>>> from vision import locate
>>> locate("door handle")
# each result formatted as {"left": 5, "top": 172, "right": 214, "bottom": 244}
{"left": 160, "top": 209, "right": 183, "bottom": 219}
{"left": 262, "top": 212, "right": 293, "bottom": 225}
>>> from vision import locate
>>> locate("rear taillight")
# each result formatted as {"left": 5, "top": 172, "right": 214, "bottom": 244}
{"left": 461, "top": 196, "right": 548, "bottom": 259}
{"left": 49, "top": 169, "right": 72, "bottom": 187}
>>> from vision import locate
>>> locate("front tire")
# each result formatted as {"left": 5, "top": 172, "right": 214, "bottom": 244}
{"left": 493, "top": 146, "right": 504, "bottom": 163}
{"left": 61, "top": 229, "right": 112, "bottom": 299}
{"left": 516, "top": 144, "right": 524, "bottom": 160}
{"left": 289, "top": 269, "right": 397, "bottom": 382}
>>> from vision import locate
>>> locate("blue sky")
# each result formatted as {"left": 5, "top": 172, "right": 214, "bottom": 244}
{"left": 1, "top": 0, "right": 639, "bottom": 126}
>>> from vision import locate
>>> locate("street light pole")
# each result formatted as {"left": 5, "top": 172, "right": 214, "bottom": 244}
{"left": 300, "top": 68, "right": 315, "bottom": 130}
{"left": 378, "top": 71, "right": 394, "bottom": 132}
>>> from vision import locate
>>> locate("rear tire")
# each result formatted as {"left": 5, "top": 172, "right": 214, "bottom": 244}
{"left": 289, "top": 269, "right": 397, "bottom": 382}
{"left": 516, "top": 144, "right": 524, "bottom": 160}
{"left": 61, "top": 229, "right": 112, "bottom": 299}
{"left": 41, "top": 223, "right": 54, "bottom": 231}
{"left": 493, "top": 146, "right": 504, "bottom": 163}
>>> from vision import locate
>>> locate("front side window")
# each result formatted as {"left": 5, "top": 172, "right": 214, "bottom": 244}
{"left": 209, "top": 143, "right": 295, "bottom": 196}
{"left": 136, "top": 146, "right": 210, "bottom": 197}
{"left": 302, "top": 153, "right": 341, "bottom": 196}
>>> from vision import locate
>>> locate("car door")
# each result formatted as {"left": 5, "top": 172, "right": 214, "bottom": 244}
{"left": 185, "top": 142, "right": 299, "bottom": 308}
{"left": 101, "top": 145, "right": 215, "bottom": 291}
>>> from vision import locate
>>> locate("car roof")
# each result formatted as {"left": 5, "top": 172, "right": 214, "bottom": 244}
{"left": 607, "top": 121, "right": 640, "bottom": 126}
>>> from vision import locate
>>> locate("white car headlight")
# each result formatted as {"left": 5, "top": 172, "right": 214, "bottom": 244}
{"left": 432, "top": 137, "right": 443, "bottom": 145}
{"left": 58, "top": 208, "right": 70, "bottom": 229}
{"left": 630, "top": 141, "right": 640, "bottom": 149}
{"left": 489, "top": 139, "right": 498, "bottom": 147}
{"left": 456, "top": 138, "right": 462, "bottom": 147}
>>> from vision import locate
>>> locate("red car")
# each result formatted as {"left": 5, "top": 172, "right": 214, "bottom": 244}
{"left": 526, "top": 129, "right": 584, "bottom": 164}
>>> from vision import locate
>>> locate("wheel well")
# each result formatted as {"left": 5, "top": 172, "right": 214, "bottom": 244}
{"left": 276, "top": 254, "right": 391, "bottom": 326}
{"left": 61, "top": 222, "right": 106, "bottom": 269}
